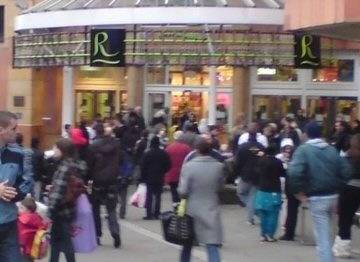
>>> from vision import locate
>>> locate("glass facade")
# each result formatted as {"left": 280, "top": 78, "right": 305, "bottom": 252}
{"left": 312, "top": 59, "right": 354, "bottom": 82}
{"left": 257, "top": 67, "right": 298, "bottom": 81}
{"left": 253, "top": 95, "right": 301, "bottom": 121}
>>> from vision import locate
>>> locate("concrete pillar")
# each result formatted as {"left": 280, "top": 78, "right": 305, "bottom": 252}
{"left": 208, "top": 66, "right": 217, "bottom": 126}
{"left": 62, "top": 66, "right": 74, "bottom": 135}
{"left": 233, "top": 67, "right": 250, "bottom": 124}
{"left": 126, "top": 66, "right": 144, "bottom": 108}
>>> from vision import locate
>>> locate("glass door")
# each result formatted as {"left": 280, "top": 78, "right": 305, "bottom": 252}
{"left": 75, "top": 91, "right": 115, "bottom": 123}
{"left": 145, "top": 92, "right": 171, "bottom": 125}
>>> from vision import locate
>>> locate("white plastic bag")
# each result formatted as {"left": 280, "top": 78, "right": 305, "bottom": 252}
{"left": 129, "top": 184, "right": 147, "bottom": 208}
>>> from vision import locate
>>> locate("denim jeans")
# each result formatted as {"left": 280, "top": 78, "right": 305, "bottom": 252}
{"left": 258, "top": 208, "right": 280, "bottom": 238}
{"left": 237, "top": 179, "right": 257, "bottom": 223}
{"left": 181, "top": 244, "right": 221, "bottom": 262}
{"left": 0, "top": 221, "right": 22, "bottom": 262}
{"left": 308, "top": 195, "right": 338, "bottom": 262}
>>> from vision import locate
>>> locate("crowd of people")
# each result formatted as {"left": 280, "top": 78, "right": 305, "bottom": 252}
{"left": 0, "top": 108, "right": 360, "bottom": 262}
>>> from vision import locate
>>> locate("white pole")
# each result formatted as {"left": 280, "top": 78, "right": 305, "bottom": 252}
{"left": 208, "top": 66, "right": 217, "bottom": 126}
{"left": 62, "top": 66, "right": 74, "bottom": 135}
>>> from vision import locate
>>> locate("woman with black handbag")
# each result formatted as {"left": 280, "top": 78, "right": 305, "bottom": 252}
{"left": 178, "top": 137, "right": 224, "bottom": 262}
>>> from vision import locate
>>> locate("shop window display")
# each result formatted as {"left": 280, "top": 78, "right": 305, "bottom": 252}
{"left": 146, "top": 66, "right": 166, "bottom": 84}
{"left": 171, "top": 91, "right": 203, "bottom": 125}
{"left": 216, "top": 66, "right": 233, "bottom": 86}
{"left": 312, "top": 59, "right": 354, "bottom": 82}
{"left": 253, "top": 95, "right": 301, "bottom": 121}
{"left": 257, "top": 67, "right": 298, "bottom": 82}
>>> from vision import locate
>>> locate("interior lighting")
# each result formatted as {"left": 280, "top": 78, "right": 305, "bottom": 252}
{"left": 242, "top": 0, "right": 255, "bottom": 7}
{"left": 257, "top": 68, "right": 277, "bottom": 75}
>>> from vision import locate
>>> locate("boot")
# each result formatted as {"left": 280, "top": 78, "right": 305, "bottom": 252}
{"left": 333, "top": 236, "right": 351, "bottom": 258}
{"left": 112, "top": 234, "right": 121, "bottom": 249}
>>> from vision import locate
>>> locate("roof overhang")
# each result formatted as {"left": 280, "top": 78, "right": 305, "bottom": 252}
{"left": 15, "top": 7, "right": 284, "bottom": 31}
{"left": 296, "top": 22, "right": 360, "bottom": 42}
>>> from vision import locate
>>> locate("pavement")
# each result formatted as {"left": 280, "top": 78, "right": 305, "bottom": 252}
{"left": 40, "top": 186, "right": 360, "bottom": 262}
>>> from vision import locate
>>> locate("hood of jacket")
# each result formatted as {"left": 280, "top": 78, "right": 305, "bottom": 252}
{"left": 306, "top": 138, "right": 329, "bottom": 149}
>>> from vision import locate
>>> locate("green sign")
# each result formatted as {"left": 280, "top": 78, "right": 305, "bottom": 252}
{"left": 90, "top": 29, "right": 125, "bottom": 67}
{"left": 294, "top": 33, "right": 321, "bottom": 69}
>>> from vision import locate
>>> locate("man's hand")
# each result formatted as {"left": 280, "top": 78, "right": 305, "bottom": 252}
{"left": 295, "top": 192, "right": 308, "bottom": 203}
{"left": 0, "top": 181, "right": 17, "bottom": 202}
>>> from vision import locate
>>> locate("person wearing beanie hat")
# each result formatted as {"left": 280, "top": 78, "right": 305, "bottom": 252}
{"left": 304, "top": 121, "right": 322, "bottom": 139}
{"left": 140, "top": 136, "right": 171, "bottom": 220}
{"left": 288, "top": 121, "right": 351, "bottom": 262}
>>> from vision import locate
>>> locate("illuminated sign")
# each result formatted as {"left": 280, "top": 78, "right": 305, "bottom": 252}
{"left": 294, "top": 33, "right": 321, "bottom": 69}
{"left": 90, "top": 29, "right": 125, "bottom": 67}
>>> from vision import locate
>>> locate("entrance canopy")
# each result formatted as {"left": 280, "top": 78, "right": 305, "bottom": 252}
{"left": 15, "top": 0, "right": 285, "bottom": 31}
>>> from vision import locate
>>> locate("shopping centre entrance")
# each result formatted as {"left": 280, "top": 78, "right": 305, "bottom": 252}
{"left": 145, "top": 89, "right": 232, "bottom": 128}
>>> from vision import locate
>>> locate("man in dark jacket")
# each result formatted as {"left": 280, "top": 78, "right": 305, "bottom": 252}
{"left": 140, "top": 136, "right": 171, "bottom": 220}
{"left": 235, "top": 131, "right": 265, "bottom": 225}
{"left": 288, "top": 121, "right": 351, "bottom": 262}
{"left": 88, "top": 124, "right": 123, "bottom": 248}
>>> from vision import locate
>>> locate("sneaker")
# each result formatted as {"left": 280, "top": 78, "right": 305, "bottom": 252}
{"left": 246, "top": 220, "right": 255, "bottom": 226}
{"left": 265, "top": 235, "right": 277, "bottom": 242}
{"left": 279, "top": 235, "right": 294, "bottom": 241}
{"left": 260, "top": 236, "right": 268, "bottom": 242}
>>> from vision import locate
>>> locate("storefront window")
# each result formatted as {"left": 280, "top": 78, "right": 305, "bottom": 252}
{"left": 171, "top": 91, "right": 204, "bottom": 124}
{"left": 312, "top": 59, "right": 354, "bottom": 82}
{"left": 169, "top": 66, "right": 209, "bottom": 86}
{"left": 307, "top": 96, "right": 358, "bottom": 137}
{"left": 146, "top": 66, "right": 166, "bottom": 84}
{"left": 216, "top": 93, "right": 231, "bottom": 126}
{"left": 216, "top": 66, "right": 233, "bottom": 86}
{"left": 253, "top": 95, "right": 301, "bottom": 121}
{"left": 257, "top": 67, "right": 298, "bottom": 82}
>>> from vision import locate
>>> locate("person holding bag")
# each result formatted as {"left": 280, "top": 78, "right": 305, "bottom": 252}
{"left": 178, "top": 137, "right": 224, "bottom": 262}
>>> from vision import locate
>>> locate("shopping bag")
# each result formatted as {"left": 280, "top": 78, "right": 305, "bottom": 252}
{"left": 30, "top": 229, "right": 50, "bottom": 259}
{"left": 129, "top": 184, "right": 147, "bottom": 208}
{"left": 160, "top": 211, "right": 195, "bottom": 246}
{"left": 71, "top": 194, "right": 97, "bottom": 253}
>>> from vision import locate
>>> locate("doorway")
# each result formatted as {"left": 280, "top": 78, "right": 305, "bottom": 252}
{"left": 75, "top": 90, "right": 115, "bottom": 123}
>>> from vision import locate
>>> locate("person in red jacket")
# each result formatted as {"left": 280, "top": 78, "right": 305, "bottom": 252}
{"left": 165, "top": 131, "right": 192, "bottom": 203}
{"left": 18, "top": 197, "right": 48, "bottom": 262}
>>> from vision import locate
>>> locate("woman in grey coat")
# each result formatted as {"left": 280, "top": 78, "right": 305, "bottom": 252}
{"left": 178, "top": 138, "right": 224, "bottom": 262}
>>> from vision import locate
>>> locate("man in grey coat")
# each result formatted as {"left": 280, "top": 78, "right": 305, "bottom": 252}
{"left": 178, "top": 137, "right": 224, "bottom": 262}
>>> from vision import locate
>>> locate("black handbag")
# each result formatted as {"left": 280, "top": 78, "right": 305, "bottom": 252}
{"left": 160, "top": 211, "right": 195, "bottom": 246}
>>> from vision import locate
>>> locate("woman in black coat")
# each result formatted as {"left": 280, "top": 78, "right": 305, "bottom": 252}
{"left": 140, "top": 136, "right": 171, "bottom": 220}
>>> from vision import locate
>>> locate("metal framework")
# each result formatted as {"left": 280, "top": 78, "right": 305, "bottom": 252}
{"left": 24, "top": 0, "right": 284, "bottom": 13}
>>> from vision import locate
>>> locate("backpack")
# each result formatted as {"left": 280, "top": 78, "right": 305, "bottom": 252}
{"left": 30, "top": 229, "right": 50, "bottom": 260}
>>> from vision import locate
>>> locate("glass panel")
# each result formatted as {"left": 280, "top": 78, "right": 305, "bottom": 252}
{"left": 149, "top": 93, "right": 166, "bottom": 121}
{"left": 253, "top": 95, "right": 301, "bottom": 121}
{"left": 171, "top": 91, "right": 204, "bottom": 126}
{"left": 216, "top": 93, "right": 231, "bottom": 126}
{"left": 97, "top": 91, "right": 115, "bottom": 119}
{"left": 307, "top": 97, "right": 358, "bottom": 137}
{"left": 312, "top": 59, "right": 354, "bottom": 82}
{"left": 146, "top": 66, "right": 166, "bottom": 84}
{"left": 76, "top": 92, "right": 95, "bottom": 123}
{"left": 257, "top": 67, "right": 298, "bottom": 81}
{"left": 169, "top": 66, "right": 210, "bottom": 86}
{"left": 216, "top": 66, "right": 233, "bottom": 86}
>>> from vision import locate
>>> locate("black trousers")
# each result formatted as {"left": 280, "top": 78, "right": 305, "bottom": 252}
{"left": 169, "top": 182, "right": 180, "bottom": 203}
{"left": 338, "top": 185, "right": 360, "bottom": 240}
{"left": 284, "top": 193, "right": 300, "bottom": 239}
{"left": 50, "top": 221, "right": 75, "bottom": 262}
{"left": 145, "top": 184, "right": 162, "bottom": 218}
{"left": 91, "top": 186, "right": 120, "bottom": 239}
